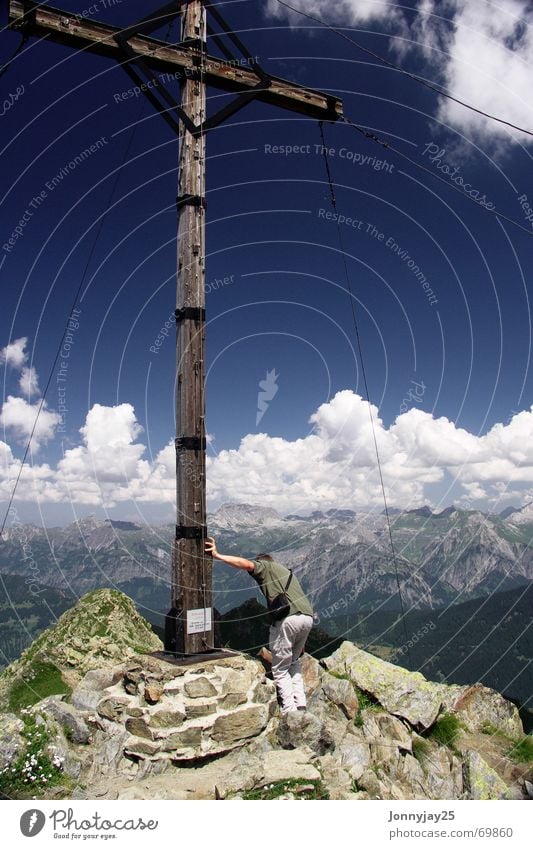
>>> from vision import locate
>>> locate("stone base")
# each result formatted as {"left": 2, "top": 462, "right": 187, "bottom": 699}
{"left": 151, "top": 650, "right": 239, "bottom": 667}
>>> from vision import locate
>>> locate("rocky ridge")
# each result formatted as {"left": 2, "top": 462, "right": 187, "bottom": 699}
{"left": 0, "top": 590, "right": 531, "bottom": 801}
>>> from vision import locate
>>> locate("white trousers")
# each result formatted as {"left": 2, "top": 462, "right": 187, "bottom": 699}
{"left": 269, "top": 613, "right": 314, "bottom": 714}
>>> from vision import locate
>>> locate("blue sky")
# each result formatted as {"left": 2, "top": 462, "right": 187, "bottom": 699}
{"left": 2, "top": 0, "right": 533, "bottom": 525}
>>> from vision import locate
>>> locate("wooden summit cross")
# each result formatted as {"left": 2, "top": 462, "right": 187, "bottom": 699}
{"left": 8, "top": 0, "right": 343, "bottom": 654}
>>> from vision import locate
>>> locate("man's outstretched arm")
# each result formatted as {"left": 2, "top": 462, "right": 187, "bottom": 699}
{"left": 205, "top": 536, "right": 255, "bottom": 571}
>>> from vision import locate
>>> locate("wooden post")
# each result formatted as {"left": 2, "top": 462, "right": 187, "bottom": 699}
{"left": 171, "top": 0, "right": 212, "bottom": 653}
{"left": 8, "top": 0, "right": 342, "bottom": 656}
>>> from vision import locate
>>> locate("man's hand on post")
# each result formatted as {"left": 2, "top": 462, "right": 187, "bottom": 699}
{"left": 205, "top": 536, "right": 217, "bottom": 558}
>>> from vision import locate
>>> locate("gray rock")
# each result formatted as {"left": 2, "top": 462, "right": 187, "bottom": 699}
{"left": 124, "top": 737, "right": 162, "bottom": 758}
{"left": 319, "top": 753, "right": 355, "bottom": 799}
{"left": 149, "top": 709, "right": 186, "bottom": 728}
{"left": 261, "top": 748, "right": 321, "bottom": 783}
{"left": 323, "top": 643, "right": 442, "bottom": 730}
{"left": 97, "top": 697, "right": 130, "bottom": 721}
{"left": 420, "top": 746, "right": 463, "bottom": 800}
{"left": 321, "top": 674, "right": 359, "bottom": 719}
{"left": 45, "top": 728, "right": 82, "bottom": 779}
{"left": 468, "top": 751, "right": 514, "bottom": 800}
{"left": 364, "top": 712, "right": 412, "bottom": 753}
{"left": 123, "top": 666, "right": 144, "bottom": 695}
{"left": 162, "top": 727, "right": 202, "bottom": 752}
{"left": 125, "top": 717, "right": 154, "bottom": 740}
{"left": 357, "top": 768, "right": 383, "bottom": 798}
{"left": 395, "top": 752, "right": 427, "bottom": 797}
{"left": 276, "top": 711, "right": 334, "bottom": 755}
{"left": 220, "top": 692, "right": 248, "bottom": 709}
{"left": 251, "top": 680, "right": 276, "bottom": 706}
{"left": 219, "top": 667, "right": 256, "bottom": 697}
{"left": 184, "top": 677, "right": 218, "bottom": 698}
{"left": 162, "top": 671, "right": 188, "bottom": 695}
{"left": 40, "top": 697, "right": 91, "bottom": 744}
{"left": 87, "top": 723, "right": 131, "bottom": 778}
{"left": 211, "top": 706, "right": 268, "bottom": 745}
{"left": 70, "top": 667, "right": 123, "bottom": 711}
{"left": 185, "top": 702, "right": 217, "bottom": 718}
{"left": 442, "top": 684, "right": 523, "bottom": 739}
{"left": 337, "top": 736, "right": 371, "bottom": 781}
{"left": 0, "top": 713, "right": 25, "bottom": 770}
{"left": 301, "top": 654, "right": 323, "bottom": 698}
{"left": 144, "top": 683, "right": 164, "bottom": 704}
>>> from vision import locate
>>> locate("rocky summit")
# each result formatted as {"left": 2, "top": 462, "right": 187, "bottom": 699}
{"left": 0, "top": 591, "right": 531, "bottom": 801}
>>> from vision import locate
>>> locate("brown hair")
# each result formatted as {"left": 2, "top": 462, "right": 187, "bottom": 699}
{"left": 255, "top": 553, "right": 273, "bottom": 562}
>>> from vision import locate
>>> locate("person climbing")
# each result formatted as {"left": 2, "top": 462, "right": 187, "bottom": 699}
{"left": 204, "top": 537, "right": 314, "bottom": 714}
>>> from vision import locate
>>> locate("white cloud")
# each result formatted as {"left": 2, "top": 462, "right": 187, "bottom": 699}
{"left": 0, "top": 396, "right": 61, "bottom": 451}
{"left": 54, "top": 403, "right": 150, "bottom": 505}
{"left": 0, "top": 440, "right": 18, "bottom": 481}
{"left": 268, "top": 0, "right": 533, "bottom": 146}
{"left": 19, "top": 366, "right": 40, "bottom": 398}
{"left": 416, "top": 0, "right": 533, "bottom": 143}
{"left": 266, "top": 0, "right": 399, "bottom": 26}
{"left": 5, "top": 391, "right": 533, "bottom": 511}
{"left": 0, "top": 337, "right": 28, "bottom": 370}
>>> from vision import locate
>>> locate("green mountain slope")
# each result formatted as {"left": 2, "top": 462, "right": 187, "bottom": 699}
{"left": 325, "top": 582, "right": 533, "bottom": 709}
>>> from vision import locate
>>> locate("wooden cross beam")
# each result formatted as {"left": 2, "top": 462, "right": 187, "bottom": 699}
{"left": 8, "top": 1, "right": 343, "bottom": 122}
{"left": 8, "top": 0, "right": 343, "bottom": 655}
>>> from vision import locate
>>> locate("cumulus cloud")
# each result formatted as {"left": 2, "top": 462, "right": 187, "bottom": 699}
{"left": 19, "top": 366, "right": 40, "bottom": 398}
{"left": 205, "top": 392, "right": 533, "bottom": 511}
{"left": 0, "top": 438, "right": 55, "bottom": 504}
{"left": 54, "top": 404, "right": 150, "bottom": 505}
{"left": 268, "top": 0, "right": 533, "bottom": 146}
{"left": 266, "top": 0, "right": 399, "bottom": 26}
{"left": 0, "top": 396, "right": 61, "bottom": 451}
{"left": 0, "top": 337, "right": 52, "bottom": 451}
{"left": 0, "top": 337, "right": 28, "bottom": 370}
{"left": 414, "top": 0, "right": 533, "bottom": 143}
{"left": 4, "top": 391, "right": 533, "bottom": 511}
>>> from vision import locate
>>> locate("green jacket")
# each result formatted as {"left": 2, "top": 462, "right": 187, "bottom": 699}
{"left": 251, "top": 559, "right": 313, "bottom": 617}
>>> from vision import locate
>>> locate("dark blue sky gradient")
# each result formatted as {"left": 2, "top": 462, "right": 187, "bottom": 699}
{"left": 1, "top": 0, "right": 533, "bottom": 517}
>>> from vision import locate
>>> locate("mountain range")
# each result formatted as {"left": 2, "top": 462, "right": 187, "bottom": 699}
{"left": 1, "top": 502, "right": 532, "bottom": 707}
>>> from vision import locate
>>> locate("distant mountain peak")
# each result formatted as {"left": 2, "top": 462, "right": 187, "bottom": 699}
{"left": 434, "top": 505, "right": 457, "bottom": 519}
{"left": 406, "top": 505, "right": 434, "bottom": 518}
{"left": 210, "top": 503, "right": 283, "bottom": 530}
{"left": 104, "top": 520, "right": 142, "bottom": 531}
{"left": 499, "top": 505, "right": 519, "bottom": 519}
{"left": 504, "top": 500, "right": 533, "bottom": 525}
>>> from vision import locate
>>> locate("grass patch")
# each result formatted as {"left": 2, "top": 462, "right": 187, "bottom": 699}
{"left": 325, "top": 671, "right": 383, "bottom": 725}
{"left": 353, "top": 686, "right": 383, "bottom": 727}
{"left": 7, "top": 661, "right": 70, "bottom": 713}
{"left": 426, "top": 713, "right": 461, "bottom": 750}
{"left": 355, "top": 687, "right": 382, "bottom": 712}
{"left": 0, "top": 713, "right": 68, "bottom": 799}
{"left": 480, "top": 721, "right": 507, "bottom": 738}
{"left": 506, "top": 736, "right": 533, "bottom": 764}
{"left": 353, "top": 712, "right": 364, "bottom": 728}
{"left": 327, "top": 670, "right": 351, "bottom": 683}
{"left": 243, "top": 778, "right": 329, "bottom": 800}
{"left": 412, "top": 737, "right": 431, "bottom": 763}
{"left": 479, "top": 721, "right": 533, "bottom": 764}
